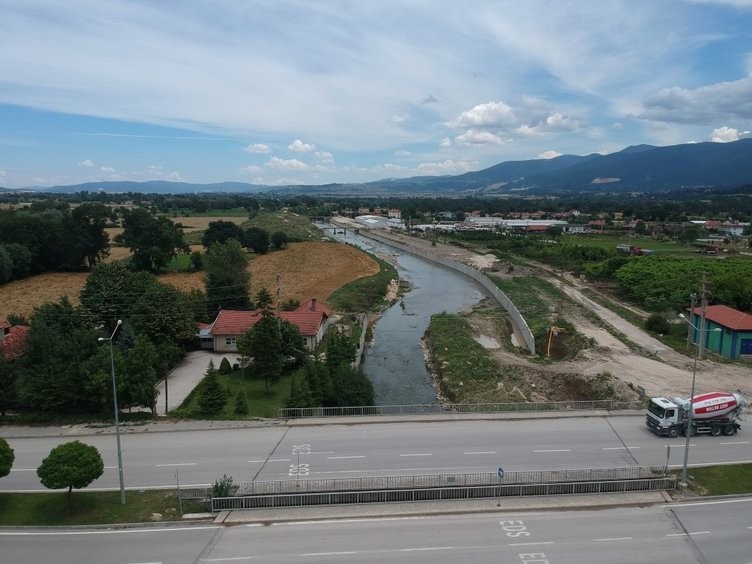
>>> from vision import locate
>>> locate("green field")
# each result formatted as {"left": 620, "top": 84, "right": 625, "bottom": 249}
{"left": 560, "top": 234, "right": 692, "bottom": 255}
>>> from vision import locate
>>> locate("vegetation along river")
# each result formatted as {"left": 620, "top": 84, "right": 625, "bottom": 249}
{"left": 329, "top": 227, "right": 488, "bottom": 405}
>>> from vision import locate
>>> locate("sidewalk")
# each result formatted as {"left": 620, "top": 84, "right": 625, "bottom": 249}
{"left": 215, "top": 491, "right": 672, "bottom": 524}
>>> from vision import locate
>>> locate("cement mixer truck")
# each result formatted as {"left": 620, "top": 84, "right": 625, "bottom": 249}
{"left": 646, "top": 391, "right": 746, "bottom": 438}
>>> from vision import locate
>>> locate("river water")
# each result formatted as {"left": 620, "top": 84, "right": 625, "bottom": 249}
{"left": 327, "top": 227, "right": 488, "bottom": 405}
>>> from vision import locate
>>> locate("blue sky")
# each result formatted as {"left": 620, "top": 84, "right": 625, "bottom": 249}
{"left": 1, "top": 0, "right": 752, "bottom": 189}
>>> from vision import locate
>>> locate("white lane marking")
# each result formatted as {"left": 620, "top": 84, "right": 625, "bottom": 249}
{"left": 304, "top": 465, "right": 486, "bottom": 476}
{"left": 0, "top": 526, "right": 220, "bottom": 536}
{"left": 593, "top": 537, "right": 633, "bottom": 542}
{"left": 533, "top": 449, "right": 571, "bottom": 453}
{"left": 509, "top": 541, "right": 555, "bottom": 547}
{"left": 399, "top": 453, "right": 432, "bottom": 457}
{"left": 327, "top": 456, "right": 366, "bottom": 460}
{"left": 602, "top": 446, "right": 640, "bottom": 450}
{"left": 308, "top": 451, "right": 335, "bottom": 455}
{"left": 127, "top": 561, "right": 163, "bottom": 564}
{"left": 155, "top": 462, "right": 197, "bottom": 467}
{"left": 399, "top": 546, "right": 453, "bottom": 552}
{"left": 205, "top": 557, "right": 257, "bottom": 562}
{"left": 668, "top": 497, "right": 752, "bottom": 508}
{"left": 719, "top": 441, "right": 749, "bottom": 445}
{"left": 9, "top": 468, "right": 37, "bottom": 472}
{"left": 464, "top": 451, "right": 496, "bottom": 455}
{"left": 301, "top": 551, "right": 357, "bottom": 556}
{"left": 666, "top": 531, "right": 710, "bottom": 537}
{"left": 248, "top": 458, "right": 292, "bottom": 463}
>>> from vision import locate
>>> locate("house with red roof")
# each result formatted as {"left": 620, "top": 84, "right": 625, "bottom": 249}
{"left": 686, "top": 305, "right": 752, "bottom": 360}
{"left": 206, "top": 299, "right": 333, "bottom": 353}
{"left": 0, "top": 319, "right": 30, "bottom": 360}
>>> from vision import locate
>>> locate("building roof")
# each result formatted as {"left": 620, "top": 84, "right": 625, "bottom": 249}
{"left": 0, "top": 324, "right": 31, "bottom": 360}
{"left": 210, "top": 310, "right": 263, "bottom": 336}
{"left": 209, "top": 299, "right": 331, "bottom": 338}
{"left": 691, "top": 304, "right": 752, "bottom": 331}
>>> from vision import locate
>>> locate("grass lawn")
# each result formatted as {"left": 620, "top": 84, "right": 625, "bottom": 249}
{"left": 0, "top": 490, "right": 208, "bottom": 526}
{"left": 171, "top": 368, "right": 293, "bottom": 419}
{"left": 246, "top": 210, "right": 330, "bottom": 242}
{"left": 560, "top": 233, "right": 693, "bottom": 255}
{"left": 684, "top": 463, "right": 752, "bottom": 495}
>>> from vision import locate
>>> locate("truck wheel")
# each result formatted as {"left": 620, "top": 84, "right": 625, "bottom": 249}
{"left": 711, "top": 426, "right": 722, "bottom": 437}
{"left": 668, "top": 428, "right": 678, "bottom": 438}
{"left": 723, "top": 425, "right": 736, "bottom": 436}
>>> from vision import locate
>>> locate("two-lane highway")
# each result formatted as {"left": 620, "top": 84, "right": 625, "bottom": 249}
{"left": 2, "top": 416, "right": 751, "bottom": 491}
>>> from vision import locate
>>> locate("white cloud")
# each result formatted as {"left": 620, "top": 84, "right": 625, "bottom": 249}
{"left": 439, "top": 137, "right": 453, "bottom": 150}
{"left": 266, "top": 156, "right": 310, "bottom": 171}
{"left": 390, "top": 114, "right": 409, "bottom": 123}
{"left": 538, "top": 150, "right": 562, "bottom": 159}
{"left": 100, "top": 166, "right": 115, "bottom": 173}
{"left": 455, "top": 129, "right": 504, "bottom": 145}
{"left": 78, "top": 159, "right": 95, "bottom": 167}
{"left": 244, "top": 143, "right": 272, "bottom": 154}
{"left": 449, "top": 101, "right": 517, "bottom": 128}
{"left": 0, "top": 169, "right": 6, "bottom": 179}
{"left": 611, "top": 122, "right": 624, "bottom": 129}
{"left": 416, "top": 159, "right": 477, "bottom": 175}
{"left": 315, "top": 150, "right": 334, "bottom": 163}
{"left": 710, "top": 125, "right": 751, "bottom": 142}
{"left": 240, "top": 165, "right": 263, "bottom": 174}
{"left": 394, "top": 149, "right": 411, "bottom": 157}
{"left": 639, "top": 75, "right": 752, "bottom": 123}
{"left": 711, "top": 125, "right": 741, "bottom": 142}
{"left": 288, "top": 139, "right": 316, "bottom": 153}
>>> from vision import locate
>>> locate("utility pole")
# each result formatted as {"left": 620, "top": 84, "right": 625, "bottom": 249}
{"left": 686, "top": 293, "right": 697, "bottom": 352}
{"left": 276, "top": 273, "right": 282, "bottom": 330}
{"left": 698, "top": 273, "right": 708, "bottom": 360}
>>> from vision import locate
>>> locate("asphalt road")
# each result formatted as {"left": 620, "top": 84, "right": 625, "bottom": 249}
{"left": 2, "top": 498, "right": 750, "bottom": 563}
{"left": 3, "top": 415, "right": 751, "bottom": 491}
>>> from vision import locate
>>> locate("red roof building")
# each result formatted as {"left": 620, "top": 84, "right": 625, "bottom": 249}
{"left": 208, "top": 299, "right": 332, "bottom": 352}
{"left": 687, "top": 305, "right": 752, "bottom": 359}
{"left": 0, "top": 321, "right": 30, "bottom": 360}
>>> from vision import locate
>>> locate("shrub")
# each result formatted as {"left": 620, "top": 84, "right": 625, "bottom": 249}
{"left": 645, "top": 313, "right": 671, "bottom": 335}
{"left": 218, "top": 357, "right": 232, "bottom": 374}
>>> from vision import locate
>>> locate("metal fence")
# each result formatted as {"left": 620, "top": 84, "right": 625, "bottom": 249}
{"left": 364, "top": 230, "right": 536, "bottom": 354}
{"left": 278, "top": 399, "right": 644, "bottom": 419}
{"left": 231, "top": 466, "right": 666, "bottom": 497}
{"left": 212, "top": 476, "right": 676, "bottom": 511}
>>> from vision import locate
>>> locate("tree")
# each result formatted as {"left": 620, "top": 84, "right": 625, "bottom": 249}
{"left": 271, "top": 230, "right": 288, "bottom": 249}
{"left": 80, "top": 262, "right": 154, "bottom": 332}
{"left": 233, "top": 390, "right": 249, "bottom": 415}
{"left": 280, "top": 320, "right": 307, "bottom": 369}
{"left": 219, "top": 357, "right": 233, "bottom": 374}
{"left": 323, "top": 327, "right": 357, "bottom": 371}
{"left": 237, "top": 315, "right": 283, "bottom": 394}
{"left": 0, "top": 357, "right": 18, "bottom": 416}
{"left": 242, "top": 227, "right": 270, "bottom": 254}
{"left": 204, "top": 239, "right": 252, "bottom": 311}
{"left": 17, "top": 298, "right": 101, "bottom": 413}
{"left": 0, "top": 246, "right": 12, "bottom": 284}
{"left": 329, "top": 365, "right": 375, "bottom": 407}
{"left": 254, "top": 287, "right": 274, "bottom": 311}
{"left": 2, "top": 242, "right": 32, "bottom": 280}
{"left": 37, "top": 441, "right": 104, "bottom": 498}
{"left": 122, "top": 335, "right": 159, "bottom": 413}
{"left": 129, "top": 279, "right": 197, "bottom": 345}
{"left": 198, "top": 361, "right": 228, "bottom": 414}
{"left": 286, "top": 374, "right": 315, "bottom": 408}
{"left": 121, "top": 208, "right": 188, "bottom": 272}
{"left": 202, "top": 220, "right": 244, "bottom": 248}
{"left": 63, "top": 203, "right": 111, "bottom": 270}
{"left": 0, "top": 437, "right": 13, "bottom": 478}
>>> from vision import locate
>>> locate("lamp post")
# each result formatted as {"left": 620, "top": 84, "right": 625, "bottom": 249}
{"left": 677, "top": 313, "right": 720, "bottom": 487}
{"left": 99, "top": 319, "right": 126, "bottom": 505}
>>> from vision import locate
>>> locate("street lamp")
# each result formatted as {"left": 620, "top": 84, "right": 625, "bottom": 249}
{"left": 98, "top": 319, "right": 126, "bottom": 505}
{"left": 677, "top": 313, "right": 720, "bottom": 487}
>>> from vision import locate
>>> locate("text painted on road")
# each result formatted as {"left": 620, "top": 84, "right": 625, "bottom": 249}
{"left": 500, "top": 519, "right": 551, "bottom": 563}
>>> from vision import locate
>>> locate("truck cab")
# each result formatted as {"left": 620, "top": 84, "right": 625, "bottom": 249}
{"left": 646, "top": 397, "right": 680, "bottom": 437}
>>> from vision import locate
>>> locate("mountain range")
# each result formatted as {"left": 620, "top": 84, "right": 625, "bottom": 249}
{"left": 3, "top": 138, "right": 752, "bottom": 196}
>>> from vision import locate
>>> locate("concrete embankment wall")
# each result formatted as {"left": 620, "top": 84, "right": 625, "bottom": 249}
{"left": 361, "top": 230, "right": 536, "bottom": 355}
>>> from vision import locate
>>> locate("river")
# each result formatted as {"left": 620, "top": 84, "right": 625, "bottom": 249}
{"left": 327, "top": 227, "right": 488, "bottom": 405}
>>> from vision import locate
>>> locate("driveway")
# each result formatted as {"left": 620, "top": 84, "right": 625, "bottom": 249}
{"left": 154, "top": 350, "right": 237, "bottom": 415}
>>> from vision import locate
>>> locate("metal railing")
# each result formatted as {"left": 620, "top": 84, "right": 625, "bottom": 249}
{"left": 232, "top": 466, "right": 666, "bottom": 496}
{"left": 212, "top": 475, "right": 676, "bottom": 511}
{"left": 278, "top": 399, "right": 644, "bottom": 419}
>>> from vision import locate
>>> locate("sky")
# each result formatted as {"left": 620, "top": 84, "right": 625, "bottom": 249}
{"left": 1, "top": 1, "right": 752, "bottom": 189}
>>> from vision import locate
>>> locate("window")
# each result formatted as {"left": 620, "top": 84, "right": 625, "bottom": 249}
{"left": 225, "top": 337, "right": 237, "bottom": 347}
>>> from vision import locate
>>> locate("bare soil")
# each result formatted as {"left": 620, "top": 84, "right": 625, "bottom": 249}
{"left": 0, "top": 242, "right": 378, "bottom": 319}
